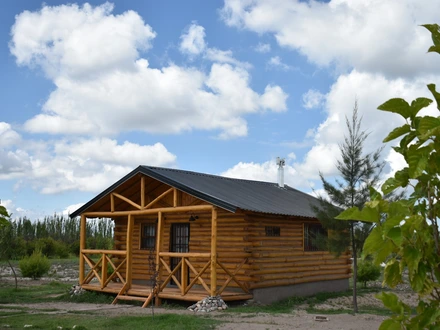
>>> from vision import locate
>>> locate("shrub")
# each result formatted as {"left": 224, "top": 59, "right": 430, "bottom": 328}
{"left": 357, "top": 259, "right": 381, "bottom": 288}
{"left": 19, "top": 249, "right": 51, "bottom": 279}
{"left": 54, "top": 240, "right": 70, "bottom": 258}
{"left": 35, "top": 237, "right": 57, "bottom": 257}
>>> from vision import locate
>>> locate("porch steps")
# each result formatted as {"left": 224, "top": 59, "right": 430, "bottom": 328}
{"left": 115, "top": 295, "right": 148, "bottom": 302}
{"left": 112, "top": 292, "right": 155, "bottom": 308}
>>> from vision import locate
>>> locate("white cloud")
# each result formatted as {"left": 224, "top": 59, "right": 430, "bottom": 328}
{"left": 0, "top": 125, "right": 177, "bottom": 193}
{"left": 63, "top": 203, "right": 85, "bottom": 216}
{"left": 221, "top": 158, "right": 311, "bottom": 189}
{"left": 295, "top": 70, "right": 438, "bottom": 182}
{"left": 179, "top": 22, "right": 206, "bottom": 56}
{"left": 302, "top": 89, "right": 325, "bottom": 110}
{"left": 205, "top": 48, "right": 252, "bottom": 69}
{"left": 221, "top": 0, "right": 440, "bottom": 78}
{"left": 267, "top": 56, "right": 294, "bottom": 71}
{"left": 0, "top": 123, "right": 21, "bottom": 147}
{"left": 255, "top": 42, "right": 271, "bottom": 53}
{"left": 10, "top": 2, "right": 156, "bottom": 79}
{"left": 260, "top": 85, "right": 288, "bottom": 112}
{"left": 11, "top": 4, "right": 287, "bottom": 140}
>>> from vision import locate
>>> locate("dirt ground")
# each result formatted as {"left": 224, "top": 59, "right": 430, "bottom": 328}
{"left": 0, "top": 263, "right": 416, "bottom": 329}
{"left": 1, "top": 301, "right": 386, "bottom": 330}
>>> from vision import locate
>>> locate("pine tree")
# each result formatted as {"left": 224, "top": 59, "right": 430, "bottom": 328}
{"left": 314, "top": 101, "right": 384, "bottom": 313}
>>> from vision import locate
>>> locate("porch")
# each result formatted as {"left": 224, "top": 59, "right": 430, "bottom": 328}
{"left": 78, "top": 196, "right": 252, "bottom": 308}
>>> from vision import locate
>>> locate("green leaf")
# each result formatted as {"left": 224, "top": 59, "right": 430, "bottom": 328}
{"left": 382, "top": 177, "right": 401, "bottom": 195}
{"left": 363, "top": 226, "right": 384, "bottom": 259}
{"left": 427, "top": 84, "right": 440, "bottom": 111}
{"left": 418, "top": 116, "right": 440, "bottom": 138}
{"left": 411, "top": 98, "right": 433, "bottom": 118}
{"left": 387, "top": 227, "right": 402, "bottom": 246}
{"left": 384, "top": 260, "right": 402, "bottom": 288}
{"left": 379, "top": 319, "right": 402, "bottom": 330}
{"left": 403, "top": 245, "right": 422, "bottom": 275}
{"left": 363, "top": 226, "right": 395, "bottom": 264}
{"left": 427, "top": 45, "right": 440, "bottom": 54}
{"left": 376, "top": 292, "right": 404, "bottom": 314}
{"left": 407, "top": 145, "right": 431, "bottom": 178}
{"left": 383, "top": 124, "right": 411, "bottom": 143}
{"left": 378, "top": 98, "right": 411, "bottom": 119}
{"left": 422, "top": 24, "right": 440, "bottom": 46}
{"left": 335, "top": 206, "right": 379, "bottom": 223}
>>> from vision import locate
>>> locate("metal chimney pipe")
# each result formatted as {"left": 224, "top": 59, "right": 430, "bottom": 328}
{"left": 276, "top": 157, "right": 285, "bottom": 188}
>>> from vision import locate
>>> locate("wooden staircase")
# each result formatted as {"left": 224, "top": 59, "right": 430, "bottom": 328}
{"left": 112, "top": 284, "right": 155, "bottom": 308}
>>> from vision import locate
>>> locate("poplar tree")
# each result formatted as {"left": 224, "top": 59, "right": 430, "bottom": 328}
{"left": 314, "top": 101, "right": 384, "bottom": 313}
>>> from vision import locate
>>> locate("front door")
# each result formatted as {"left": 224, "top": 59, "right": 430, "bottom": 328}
{"left": 170, "top": 223, "right": 190, "bottom": 285}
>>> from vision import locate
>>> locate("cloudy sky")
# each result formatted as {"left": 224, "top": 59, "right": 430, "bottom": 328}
{"left": 1, "top": 0, "right": 439, "bottom": 219}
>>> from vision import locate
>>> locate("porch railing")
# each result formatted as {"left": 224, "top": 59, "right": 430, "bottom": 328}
{"left": 81, "top": 249, "right": 127, "bottom": 289}
{"left": 80, "top": 249, "right": 249, "bottom": 296}
{"left": 158, "top": 252, "right": 249, "bottom": 296}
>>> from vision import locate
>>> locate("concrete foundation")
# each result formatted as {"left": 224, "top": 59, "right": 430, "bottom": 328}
{"left": 252, "top": 279, "right": 349, "bottom": 304}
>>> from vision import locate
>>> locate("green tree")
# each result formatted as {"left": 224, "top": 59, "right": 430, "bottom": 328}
{"left": 0, "top": 205, "right": 8, "bottom": 227}
{"left": 0, "top": 206, "right": 19, "bottom": 289}
{"left": 314, "top": 102, "right": 384, "bottom": 313}
{"left": 337, "top": 24, "right": 440, "bottom": 329}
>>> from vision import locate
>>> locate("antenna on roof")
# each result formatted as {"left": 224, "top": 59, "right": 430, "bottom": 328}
{"left": 276, "top": 157, "right": 285, "bottom": 188}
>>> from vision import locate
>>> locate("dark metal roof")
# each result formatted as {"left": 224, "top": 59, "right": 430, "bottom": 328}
{"left": 70, "top": 165, "right": 321, "bottom": 218}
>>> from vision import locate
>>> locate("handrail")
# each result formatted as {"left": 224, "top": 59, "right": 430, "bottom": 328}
{"left": 82, "top": 249, "right": 127, "bottom": 255}
{"left": 159, "top": 252, "right": 211, "bottom": 258}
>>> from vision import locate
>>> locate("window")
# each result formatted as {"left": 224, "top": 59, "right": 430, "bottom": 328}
{"left": 265, "top": 226, "right": 280, "bottom": 237}
{"left": 304, "top": 223, "right": 326, "bottom": 251}
{"left": 141, "top": 223, "right": 156, "bottom": 250}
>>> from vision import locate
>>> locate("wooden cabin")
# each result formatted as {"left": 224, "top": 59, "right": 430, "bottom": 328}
{"left": 70, "top": 166, "right": 350, "bottom": 307}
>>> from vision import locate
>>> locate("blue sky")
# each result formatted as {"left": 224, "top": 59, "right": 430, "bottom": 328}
{"left": 1, "top": 0, "right": 439, "bottom": 219}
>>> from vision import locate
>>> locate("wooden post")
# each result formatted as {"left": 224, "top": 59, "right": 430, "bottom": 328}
{"left": 141, "top": 176, "right": 145, "bottom": 208}
{"left": 101, "top": 252, "right": 107, "bottom": 289}
{"left": 155, "top": 211, "right": 163, "bottom": 306}
{"left": 155, "top": 211, "right": 163, "bottom": 270}
{"left": 79, "top": 214, "right": 86, "bottom": 284}
{"left": 173, "top": 188, "right": 177, "bottom": 207}
{"left": 126, "top": 214, "right": 134, "bottom": 289}
{"left": 111, "top": 193, "right": 115, "bottom": 212}
{"left": 181, "top": 257, "right": 187, "bottom": 295}
{"left": 210, "top": 207, "right": 218, "bottom": 296}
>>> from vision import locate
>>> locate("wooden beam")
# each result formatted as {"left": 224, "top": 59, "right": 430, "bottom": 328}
{"left": 141, "top": 176, "right": 145, "bottom": 208}
{"left": 110, "top": 194, "right": 115, "bottom": 212}
{"left": 173, "top": 188, "right": 177, "bottom": 207}
{"left": 144, "top": 188, "right": 174, "bottom": 209}
{"left": 126, "top": 214, "right": 134, "bottom": 289}
{"left": 79, "top": 215, "right": 86, "bottom": 284}
{"left": 113, "top": 192, "right": 142, "bottom": 210}
{"left": 84, "top": 204, "right": 213, "bottom": 218}
{"left": 155, "top": 211, "right": 163, "bottom": 272}
{"left": 82, "top": 249, "right": 127, "bottom": 255}
{"left": 159, "top": 252, "right": 211, "bottom": 258}
{"left": 210, "top": 207, "right": 218, "bottom": 297}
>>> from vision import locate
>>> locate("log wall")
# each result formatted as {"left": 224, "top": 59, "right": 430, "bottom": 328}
{"left": 245, "top": 214, "right": 351, "bottom": 289}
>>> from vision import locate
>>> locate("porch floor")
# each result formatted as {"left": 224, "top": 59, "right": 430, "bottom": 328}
{"left": 81, "top": 282, "right": 253, "bottom": 302}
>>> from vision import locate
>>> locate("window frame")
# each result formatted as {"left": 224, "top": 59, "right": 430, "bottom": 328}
{"left": 303, "top": 222, "right": 327, "bottom": 252}
{"left": 265, "top": 226, "right": 281, "bottom": 237}
{"left": 140, "top": 222, "right": 157, "bottom": 250}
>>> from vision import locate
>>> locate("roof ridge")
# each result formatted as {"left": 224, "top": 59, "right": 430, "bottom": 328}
{"left": 143, "top": 165, "right": 276, "bottom": 185}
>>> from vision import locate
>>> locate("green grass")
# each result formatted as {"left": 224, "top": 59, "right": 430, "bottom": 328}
{"left": 0, "top": 281, "right": 72, "bottom": 304}
{"left": 0, "top": 313, "right": 220, "bottom": 330}
{"left": 227, "top": 287, "right": 385, "bottom": 315}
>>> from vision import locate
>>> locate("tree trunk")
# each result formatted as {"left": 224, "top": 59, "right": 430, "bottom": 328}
{"left": 351, "top": 222, "right": 358, "bottom": 313}
{"left": 7, "top": 259, "right": 18, "bottom": 290}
